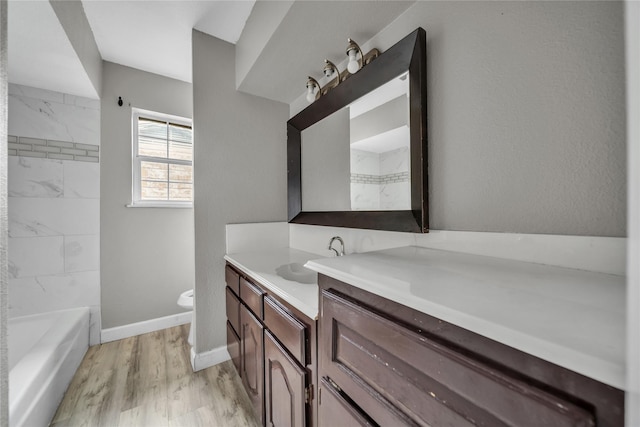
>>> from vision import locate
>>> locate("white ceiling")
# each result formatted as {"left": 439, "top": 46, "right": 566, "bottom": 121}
{"left": 350, "top": 72, "right": 408, "bottom": 119}
{"left": 8, "top": 0, "right": 255, "bottom": 98}
{"left": 7, "top": 0, "right": 413, "bottom": 103}
{"left": 8, "top": 1, "right": 98, "bottom": 98}
{"left": 351, "top": 125, "right": 409, "bottom": 154}
{"left": 82, "top": 0, "right": 255, "bottom": 83}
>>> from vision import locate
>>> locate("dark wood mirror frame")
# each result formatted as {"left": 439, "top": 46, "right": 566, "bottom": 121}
{"left": 287, "top": 28, "right": 427, "bottom": 233}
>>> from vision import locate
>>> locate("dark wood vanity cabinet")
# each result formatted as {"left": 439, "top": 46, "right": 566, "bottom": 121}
{"left": 225, "top": 264, "right": 316, "bottom": 427}
{"left": 225, "top": 287, "right": 241, "bottom": 372}
{"left": 241, "top": 303, "right": 265, "bottom": 425}
{"left": 318, "top": 274, "right": 624, "bottom": 427}
{"left": 265, "top": 330, "right": 308, "bottom": 426}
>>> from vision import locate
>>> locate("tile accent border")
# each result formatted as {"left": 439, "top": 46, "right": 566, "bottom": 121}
{"left": 7, "top": 135, "right": 99, "bottom": 162}
{"left": 351, "top": 171, "right": 409, "bottom": 185}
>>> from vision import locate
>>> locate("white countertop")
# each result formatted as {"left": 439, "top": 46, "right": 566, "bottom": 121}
{"left": 305, "top": 246, "right": 626, "bottom": 390}
{"left": 224, "top": 248, "right": 321, "bottom": 319}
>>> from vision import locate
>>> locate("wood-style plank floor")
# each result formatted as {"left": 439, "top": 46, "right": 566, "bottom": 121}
{"left": 51, "top": 324, "right": 259, "bottom": 427}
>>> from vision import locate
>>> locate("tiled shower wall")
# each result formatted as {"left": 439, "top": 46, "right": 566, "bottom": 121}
{"left": 7, "top": 84, "right": 101, "bottom": 344}
{"left": 351, "top": 146, "right": 411, "bottom": 210}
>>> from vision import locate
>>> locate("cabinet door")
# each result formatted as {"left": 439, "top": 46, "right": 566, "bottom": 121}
{"left": 241, "top": 304, "right": 264, "bottom": 425}
{"left": 226, "top": 321, "right": 241, "bottom": 374}
{"left": 264, "top": 330, "right": 307, "bottom": 427}
{"left": 226, "top": 287, "right": 241, "bottom": 334}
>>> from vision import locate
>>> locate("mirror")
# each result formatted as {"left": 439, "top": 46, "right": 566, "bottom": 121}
{"left": 288, "top": 28, "right": 427, "bottom": 233}
{"left": 301, "top": 72, "right": 410, "bottom": 212}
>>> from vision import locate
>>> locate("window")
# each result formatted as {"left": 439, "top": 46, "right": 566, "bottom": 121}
{"left": 131, "top": 109, "right": 193, "bottom": 207}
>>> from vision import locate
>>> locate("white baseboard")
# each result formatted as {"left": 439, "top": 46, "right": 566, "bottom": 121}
{"left": 190, "top": 345, "right": 230, "bottom": 372}
{"left": 101, "top": 311, "right": 192, "bottom": 343}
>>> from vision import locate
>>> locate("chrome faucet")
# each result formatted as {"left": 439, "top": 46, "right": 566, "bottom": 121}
{"left": 328, "top": 236, "right": 345, "bottom": 257}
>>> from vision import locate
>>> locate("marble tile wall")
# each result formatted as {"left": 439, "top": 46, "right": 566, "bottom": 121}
{"left": 379, "top": 146, "right": 410, "bottom": 210}
{"left": 380, "top": 182, "right": 411, "bottom": 210}
{"left": 7, "top": 84, "right": 101, "bottom": 344}
{"left": 350, "top": 182, "right": 380, "bottom": 210}
{"left": 350, "top": 146, "right": 410, "bottom": 210}
{"left": 351, "top": 148, "right": 380, "bottom": 176}
{"left": 380, "top": 146, "right": 409, "bottom": 176}
{"left": 9, "top": 84, "right": 100, "bottom": 146}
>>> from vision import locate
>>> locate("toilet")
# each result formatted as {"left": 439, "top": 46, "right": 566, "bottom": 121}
{"left": 177, "top": 289, "right": 195, "bottom": 345}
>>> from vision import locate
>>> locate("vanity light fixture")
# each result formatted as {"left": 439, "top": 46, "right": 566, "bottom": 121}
{"left": 322, "top": 59, "right": 341, "bottom": 93}
{"left": 305, "top": 38, "right": 381, "bottom": 104}
{"left": 323, "top": 59, "right": 340, "bottom": 80}
{"left": 346, "top": 38, "right": 380, "bottom": 74}
{"left": 306, "top": 76, "right": 320, "bottom": 103}
{"left": 346, "top": 38, "right": 363, "bottom": 73}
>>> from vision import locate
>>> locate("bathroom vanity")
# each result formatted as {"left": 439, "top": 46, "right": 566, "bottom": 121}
{"left": 224, "top": 249, "right": 321, "bottom": 426}
{"left": 307, "top": 247, "right": 625, "bottom": 427}
{"left": 225, "top": 244, "right": 624, "bottom": 427}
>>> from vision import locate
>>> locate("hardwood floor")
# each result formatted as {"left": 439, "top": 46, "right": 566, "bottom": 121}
{"left": 51, "top": 324, "right": 259, "bottom": 427}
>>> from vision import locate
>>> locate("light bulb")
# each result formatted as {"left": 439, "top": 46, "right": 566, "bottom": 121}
{"left": 347, "top": 49, "right": 360, "bottom": 74}
{"left": 306, "top": 85, "right": 316, "bottom": 103}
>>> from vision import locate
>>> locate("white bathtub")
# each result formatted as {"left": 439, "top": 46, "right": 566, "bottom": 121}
{"left": 9, "top": 307, "right": 90, "bottom": 427}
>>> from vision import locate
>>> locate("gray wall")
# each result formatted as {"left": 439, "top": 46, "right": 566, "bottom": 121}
{"left": 626, "top": 1, "right": 640, "bottom": 423}
{"left": 49, "top": 0, "right": 102, "bottom": 98}
{"left": 192, "top": 30, "right": 288, "bottom": 353}
{"left": 0, "top": 0, "right": 8, "bottom": 421}
{"left": 351, "top": 95, "right": 408, "bottom": 143}
{"left": 302, "top": 108, "right": 351, "bottom": 211}
{"left": 235, "top": 0, "right": 293, "bottom": 91}
{"left": 295, "top": 1, "right": 626, "bottom": 237}
{"left": 100, "top": 61, "right": 194, "bottom": 329}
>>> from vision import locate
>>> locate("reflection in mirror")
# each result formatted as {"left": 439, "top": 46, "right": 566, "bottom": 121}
{"left": 301, "top": 72, "right": 410, "bottom": 211}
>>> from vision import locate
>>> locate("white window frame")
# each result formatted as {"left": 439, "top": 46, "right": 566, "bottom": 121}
{"left": 130, "top": 108, "right": 193, "bottom": 208}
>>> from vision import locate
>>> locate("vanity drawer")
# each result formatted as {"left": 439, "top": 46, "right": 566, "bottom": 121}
{"left": 225, "top": 265, "right": 240, "bottom": 296}
{"left": 320, "top": 289, "right": 596, "bottom": 427}
{"left": 264, "top": 295, "right": 307, "bottom": 365}
{"left": 319, "top": 377, "right": 375, "bottom": 427}
{"left": 240, "top": 277, "right": 265, "bottom": 319}
{"left": 226, "top": 321, "right": 241, "bottom": 374}
{"left": 225, "top": 286, "right": 240, "bottom": 334}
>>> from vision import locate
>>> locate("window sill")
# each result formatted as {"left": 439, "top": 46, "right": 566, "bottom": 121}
{"left": 126, "top": 201, "right": 193, "bottom": 209}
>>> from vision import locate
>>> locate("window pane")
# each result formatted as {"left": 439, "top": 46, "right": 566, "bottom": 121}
{"left": 170, "top": 183, "right": 192, "bottom": 201}
{"left": 169, "top": 141, "right": 192, "bottom": 161}
{"left": 141, "top": 181, "right": 168, "bottom": 200}
{"left": 169, "top": 124, "right": 192, "bottom": 161}
{"left": 139, "top": 136, "right": 168, "bottom": 158}
{"left": 169, "top": 164, "right": 192, "bottom": 183}
{"left": 169, "top": 123, "right": 191, "bottom": 143}
{"left": 139, "top": 118, "right": 167, "bottom": 139}
{"left": 139, "top": 118, "right": 168, "bottom": 158}
{"left": 141, "top": 161, "right": 168, "bottom": 181}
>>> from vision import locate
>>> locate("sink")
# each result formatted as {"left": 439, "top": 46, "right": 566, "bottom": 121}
{"left": 275, "top": 262, "right": 317, "bottom": 284}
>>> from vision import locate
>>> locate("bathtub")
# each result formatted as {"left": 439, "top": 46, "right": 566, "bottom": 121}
{"left": 9, "top": 307, "right": 90, "bottom": 427}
